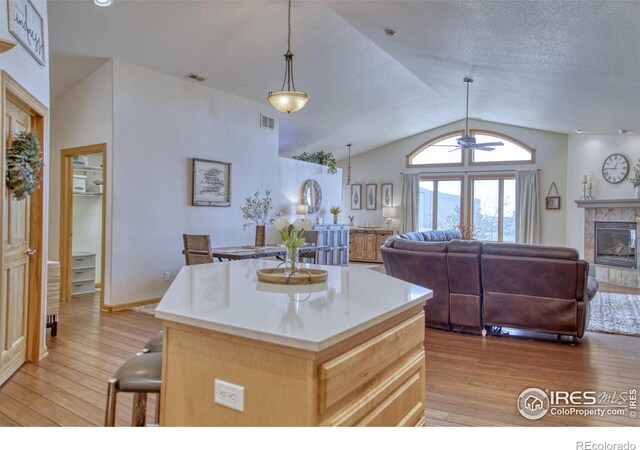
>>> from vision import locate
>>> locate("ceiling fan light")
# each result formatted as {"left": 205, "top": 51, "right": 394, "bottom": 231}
{"left": 267, "top": 91, "right": 309, "bottom": 114}
{"left": 94, "top": 0, "right": 112, "bottom": 6}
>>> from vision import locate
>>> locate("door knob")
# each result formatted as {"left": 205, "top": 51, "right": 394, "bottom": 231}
{"left": 25, "top": 248, "right": 36, "bottom": 256}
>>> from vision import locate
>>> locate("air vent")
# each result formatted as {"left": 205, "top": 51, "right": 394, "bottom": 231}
{"left": 185, "top": 73, "right": 206, "bottom": 82}
{"left": 260, "top": 114, "right": 275, "bottom": 130}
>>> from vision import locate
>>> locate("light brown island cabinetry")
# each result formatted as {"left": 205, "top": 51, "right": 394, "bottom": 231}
{"left": 156, "top": 259, "right": 431, "bottom": 426}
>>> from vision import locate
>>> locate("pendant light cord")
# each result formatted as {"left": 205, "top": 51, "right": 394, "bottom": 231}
{"left": 280, "top": 0, "right": 295, "bottom": 92}
{"left": 287, "top": 0, "right": 292, "bottom": 53}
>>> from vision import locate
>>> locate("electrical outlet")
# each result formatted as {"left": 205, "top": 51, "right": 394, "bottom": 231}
{"left": 214, "top": 379, "right": 244, "bottom": 412}
{"left": 164, "top": 272, "right": 171, "bottom": 281}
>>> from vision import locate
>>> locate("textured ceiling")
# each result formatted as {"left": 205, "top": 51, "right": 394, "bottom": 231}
{"left": 48, "top": 1, "right": 640, "bottom": 160}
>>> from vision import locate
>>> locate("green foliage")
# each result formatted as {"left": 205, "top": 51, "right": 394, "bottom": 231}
{"left": 240, "top": 190, "right": 275, "bottom": 229}
{"left": 291, "top": 151, "right": 337, "bottom": 174}
{"left": 330, "top": 205, "right": 342, "bottom": 215}
{"left": 6, "top": 131, "right": 43, "bottom": 200}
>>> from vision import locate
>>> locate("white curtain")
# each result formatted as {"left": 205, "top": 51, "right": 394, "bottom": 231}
{"left": 401, "top": 173, "right": 419, "bottom": 233}
{"left": 515, "top": 170, "right": 540, "bottom": 244}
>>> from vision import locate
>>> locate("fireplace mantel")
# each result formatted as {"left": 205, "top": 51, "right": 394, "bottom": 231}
{"left": 576, "top": 199, "right": 640, "bottom": 208}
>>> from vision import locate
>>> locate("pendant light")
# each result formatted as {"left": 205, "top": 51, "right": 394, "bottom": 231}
{"left": 267, "top": 0, "right": 309, "bottom": 114}
{"left": 346, "top": 144, "right": 352, "bottom": 185}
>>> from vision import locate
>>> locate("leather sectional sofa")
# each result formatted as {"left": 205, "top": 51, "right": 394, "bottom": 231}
{"left": 381, "top": 231, "right": 598, "bottom": 339}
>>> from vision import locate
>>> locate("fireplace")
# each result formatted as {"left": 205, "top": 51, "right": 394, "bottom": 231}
{"left": 595, "top": 222, "right": 637, "bottom": 268}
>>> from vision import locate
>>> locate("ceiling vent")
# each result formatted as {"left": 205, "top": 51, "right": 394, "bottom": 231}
{"left": 185, "top": 73, "right": 206, "bottom": 82}
{"left": 260, "top": 114, "right": 275, "bottom": 130}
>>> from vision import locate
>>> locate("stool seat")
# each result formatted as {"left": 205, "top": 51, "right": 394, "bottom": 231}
{"left": 142, "top": 331, "right": 163, "bottom": 353}
{"left": 114, "top": 352, "right": 162, "bottom": 392}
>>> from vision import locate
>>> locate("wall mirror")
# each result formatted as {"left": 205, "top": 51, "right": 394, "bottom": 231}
{"left": 303, "top": 179, "right": 322, "bottom": 214}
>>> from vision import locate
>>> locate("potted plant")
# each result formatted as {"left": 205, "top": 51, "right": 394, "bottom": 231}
{"left": 292, "top": 151, "right": 337, "bottom": 174}
{"left": 629, "top": 161, "right": 640, "bottom": 198}
{"left": 273, "top": 217, "right": 313, "bottom": 274}
{"left": 330, "top": 206, "right": 342, "bottom": 224}
{"left": 240, "top": 190, "right": 275, "bottom": 247}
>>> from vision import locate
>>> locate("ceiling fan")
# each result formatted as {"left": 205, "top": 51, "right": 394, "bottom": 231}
{"left": 457, "top": 78, "right": 503, "bottom": 151}
{"left": 431, "top": 78, "right": 505, "bottom": 152}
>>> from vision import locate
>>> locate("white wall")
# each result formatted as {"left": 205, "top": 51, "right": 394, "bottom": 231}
{"left": 49, "top": 60, "right": 113, "bottom": 299}
{"left": 108, "top": 60, "right": 341, "bottom": 305}
{"left": 565, "top": 135, "right": 640, "bottom": 256}
{"left": 337, "top": 119, "right": 568, "bottom": 247}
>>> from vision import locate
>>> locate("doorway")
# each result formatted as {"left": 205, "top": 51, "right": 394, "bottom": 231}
{"left": 59, "top": 144, "right": 106, "bottom": 309}
{"left": 0, "top": 71, "right": 48, "bottom": 386}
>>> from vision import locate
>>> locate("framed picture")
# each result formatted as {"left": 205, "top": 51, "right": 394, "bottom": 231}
{"left": 192, "top": 158, "right": 231, "bottom": 206}
{"left": 8, "top": 0, "right": 46, "bottom": 66}
{"left": 381, "top": 183, "right": 393, "bottom": 208}
{"left": 366, "top": 183, "right": 377, "bottom": 210}
{"left": 545, "top": 182, "right": 560, "bottom": 210}
{"left": 351, "top": 184, "right": 362, "bottom": 210}
{"left": 545, "top": 196, "right": 560, "bottom": 210}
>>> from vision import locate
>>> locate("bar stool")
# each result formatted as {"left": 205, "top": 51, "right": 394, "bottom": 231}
{"left": 105, "top": 352, "right": 162, "bottom": 426}
{"left": 141, "top": 331, "right": 163, "bottom": 353}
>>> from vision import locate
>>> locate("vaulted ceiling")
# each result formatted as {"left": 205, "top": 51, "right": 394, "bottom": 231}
{"left": 48, "top": 1, "right": 640, "bottom": 160}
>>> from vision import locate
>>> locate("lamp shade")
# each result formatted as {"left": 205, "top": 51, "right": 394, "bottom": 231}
{"left": 382, "top": 206, "right": 396, "bottom": 218}
{"left": 296, "top": 203, "right": 309, "bottom": 215}
{"left": 267, "top": 91, "right": 309, "bottom": 113}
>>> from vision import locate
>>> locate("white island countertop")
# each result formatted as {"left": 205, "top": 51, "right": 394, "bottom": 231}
{"left": 155, "top": 259, "right": 431, "bottom": 352}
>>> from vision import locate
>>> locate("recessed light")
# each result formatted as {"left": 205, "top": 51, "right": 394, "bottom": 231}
{"left": 575, "top": 129, "right": 583, "bottom": 134}
{"left": 94, "top": 0, "right": 112, "bottom": 7}
{"left": 619, "top": 129, "right": 629, "bottom": 134}
{"left": 384, "top": 28, "right": 397, "bottom": 37}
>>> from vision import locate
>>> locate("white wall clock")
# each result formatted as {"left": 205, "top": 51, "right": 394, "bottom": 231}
{"left": 602, "top": 153, "right": 629, "bottom": 184}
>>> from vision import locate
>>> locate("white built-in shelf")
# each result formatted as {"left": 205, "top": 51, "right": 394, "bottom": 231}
{"left": 73, "top": 165, "right": 103, "bottom": 172}
{"left": 575, "top": 199, "right": 640, "bottom": 208}
{"left": 73, "top": 192, "right": 102, "bottom": 197}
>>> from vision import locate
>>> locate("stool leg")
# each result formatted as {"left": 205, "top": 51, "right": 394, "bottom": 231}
{"left": 131, "top": 392, "right": 147, "bottom": 426}
{"left": 105, "top": 378, "right": 118, "bottom": 427}
{"left": 154, "top": 393, "right": 161, "bottom": 425}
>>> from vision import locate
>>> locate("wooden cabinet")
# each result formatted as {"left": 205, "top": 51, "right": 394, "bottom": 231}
{"left": 349, "top": 228, "right": 395, "bottom": 263}
{"left": 71, "top": 252, "right": 96, "bottom": 295}
{"left": 160, "top": 309, "right": 426, "bottom": 426}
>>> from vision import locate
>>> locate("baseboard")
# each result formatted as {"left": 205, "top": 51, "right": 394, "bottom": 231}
{"left": 102, "top": 297, "right": 161, "bottom": 313}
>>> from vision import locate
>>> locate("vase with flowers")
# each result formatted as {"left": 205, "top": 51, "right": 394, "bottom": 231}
{"left": 629, "top": 161, "right": 640, "bottom": 198}
{"left": 274, "top": 217, "right": 313, "bottom": 274}
{"left": 330, "top": 206, "right": 342, "bottom": 225}
{"left": 241, "top": 190, "right": 275, "bottom": 246}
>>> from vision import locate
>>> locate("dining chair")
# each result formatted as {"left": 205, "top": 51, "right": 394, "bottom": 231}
{"left": 182, "top": 234, "right": 213, "bottom": 265}
{"left": 299, "top": 230, "right": 319, "bottom": 264}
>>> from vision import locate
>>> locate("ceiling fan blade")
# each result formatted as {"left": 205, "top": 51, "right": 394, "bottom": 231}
{"left": 447, "top": 147, "right": 462, "bottom": 153}
{"left": 473, "top": 141, "right": 504, "bottom": 147}
{"left": 473, "top": 147, "right": 495, "bottom": 151}
{"left": 428, "top": 144, "right": 462, "bottom": 147}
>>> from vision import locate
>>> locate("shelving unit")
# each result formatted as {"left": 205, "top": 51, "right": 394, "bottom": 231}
{"left": 71, "top": 252, "right": 96, "bottom": 295}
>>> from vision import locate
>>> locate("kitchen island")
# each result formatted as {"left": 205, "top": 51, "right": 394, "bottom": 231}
{"left": 155, "top": 259, "right": 431, "bottom": 426}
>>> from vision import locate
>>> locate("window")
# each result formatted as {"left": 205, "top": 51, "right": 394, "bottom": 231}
{"left": 470, "top": 176, "right": 516, "bottom": 242}
{"left": 407, "top": 132, "right": 463, "bottom": 167}
{"left": 418, "top": 178, "right": 462, "bottom": 231}
{"left": 407, "top": 130, "right": 534, "bottom": 168}
{"left": 409, "top": 129, "right": 532, "bottom": 242}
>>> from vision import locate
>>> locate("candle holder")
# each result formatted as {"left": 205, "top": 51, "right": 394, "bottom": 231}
{"left": 580, "top": 181, "right": 594, "bottom": 200}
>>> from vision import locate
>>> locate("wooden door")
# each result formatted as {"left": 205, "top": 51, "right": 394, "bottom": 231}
{"left": 0, "top": 99, "right": 32, "bottom": 386}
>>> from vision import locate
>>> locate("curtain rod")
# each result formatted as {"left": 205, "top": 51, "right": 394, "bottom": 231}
{"left": 401, "top": 168, "right": 542, "bottom": 176}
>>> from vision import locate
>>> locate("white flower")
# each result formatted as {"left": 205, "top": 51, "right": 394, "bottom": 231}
{"left": 274, "top": 217, "right": 289, "bottom": 231}
{"left": 302, "top": 220, "right": 313, "bottom": 231}
{"left": 293, "top": 218, "right": 304, "bottom": 231}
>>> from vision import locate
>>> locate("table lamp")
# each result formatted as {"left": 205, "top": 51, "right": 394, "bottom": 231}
{"left": 382, "top": 206, "right": 396, "bottom": 229}
{"left": 296, "top": 203, "right": 309, "bottom": 218}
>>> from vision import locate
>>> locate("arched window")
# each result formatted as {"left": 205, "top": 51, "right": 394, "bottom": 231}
{"left": 406, "top": 130, "right": 535, "bottom": 168}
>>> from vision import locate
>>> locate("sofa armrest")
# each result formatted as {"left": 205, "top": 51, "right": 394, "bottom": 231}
{"left": 585, "top": 276, "right": 598, "bottom": 302}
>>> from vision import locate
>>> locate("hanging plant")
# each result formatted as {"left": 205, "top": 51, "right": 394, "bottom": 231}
{"left": 6, "top": 131, "right": 43, "bottom": 200}
{"left": 291, "top": 151, "right": 337, "bottom": 174}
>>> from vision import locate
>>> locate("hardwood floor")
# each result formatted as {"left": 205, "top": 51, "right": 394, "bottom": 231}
{"left": 0, "top": 290, "right": 638, "bottom": 426}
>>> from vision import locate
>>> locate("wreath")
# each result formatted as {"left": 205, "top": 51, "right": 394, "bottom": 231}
{"left": 6, "top": 131, "right": 43, "bottom": 200}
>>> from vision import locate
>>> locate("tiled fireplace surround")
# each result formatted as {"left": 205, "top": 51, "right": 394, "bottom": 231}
{"left": 579, "top": 200, "right": 640, "bottom": 288}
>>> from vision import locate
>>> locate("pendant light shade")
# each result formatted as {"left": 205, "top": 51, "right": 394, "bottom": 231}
{"left": 267, "top": 0, "right": 309, "bottom": 113}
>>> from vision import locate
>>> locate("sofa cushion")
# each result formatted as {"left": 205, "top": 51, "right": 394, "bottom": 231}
{"left": 482, "top": 242, "right": 578, "bottom": 260}
{"left": 391, "top": 240, "right": 447, "bottom": 253}
{"left": 398, "top": 229, "right": 462, "bottom": 242}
